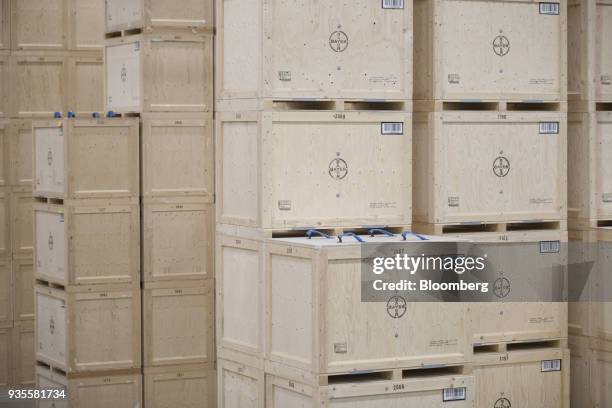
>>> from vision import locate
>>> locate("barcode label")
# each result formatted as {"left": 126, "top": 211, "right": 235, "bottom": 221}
{"left": 383, "top": 0, "right": 404, "bottom": 8}
{"left": 539, "top": 2, "right": 560, "bottom": 14}
{"left": 540, "top": 241, "right": 560, "bottom": 253}
{"left": 381, "top": 122, "right": 404, "bottom": 135}
{"left": 542, "top": 359, "right": 562, "bottom": 372}
{"left": 443, "top": 387, "right": 466, "bottom": 402}
{"left": 539, "top": 122, "right": 559, "bottom": 134}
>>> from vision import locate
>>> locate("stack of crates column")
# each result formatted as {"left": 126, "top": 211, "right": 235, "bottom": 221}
{"left": 413, "top": 0, "right": 570, "bottom": 406}
{"left": 0, "top": 0, "right": 106, "bottom": 394}
{"left": 31, "top": 117, "right": 142, "bottom": 407}
{"left": 103, "top": 1, "right": 216, "bottom": 407}
{"left": 567, "top": 1, "right": 612, "bottom": 405}
{"left": 215, "top": 1, "right": 474, "bottom": 406}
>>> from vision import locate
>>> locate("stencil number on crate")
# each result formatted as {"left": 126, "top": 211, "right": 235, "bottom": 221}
{"left": 329, "top": 158, "right": 348, "bottom": 180}
{"left": 393, "top": 383, "right": 405, "bottom": 391}
{"left": 494, "top": 397, "right": 512, "bottom": 408}
{"left": 493, "top": 277, "right": 511, "bottom": 298}
{"left": 387, "top": 295, "right": 407, "bottom": 318}
{"left": 493, "top": 156, "right": 510, "bottom": 177}
{"left": 334, "top": 113, "right": 346, "bottom": 120}
{"left": 492, "top": 35, "right": 510, "bottom": 57}
{"left": 443, "top": 387, "right": 466, "bottom": 402}
{"left": 382, "top": 0, "right": 404, "bottom": 9}
{"left": 329, "top": 31, "right": 349, "bottom": 52}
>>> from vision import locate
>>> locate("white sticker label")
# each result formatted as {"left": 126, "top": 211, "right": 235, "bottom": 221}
{"left": 540, "top": 241, "right": 560, "bottom": 253}
{"left": 539, "top": 122, "right": 559, "bottom": 134}
{"left": 443, "top": 387, "right": 466, "bottom": 402}
{"left": 381, "top": 122, "right": 403, "bottom": 135}
{"left": 278, "top": 71, "right": 291, "bottom": 81}
{"left": 602, "top": 193, "right": 612, "bottom": 203}
{"left": 539, "top": 3, "right": 560, "bottom": 14}
{"left": 383, "top": 0, "right": 404, "bottom": 9}
{"left": 541, "top": 359, "right": 562, "bottom": 372}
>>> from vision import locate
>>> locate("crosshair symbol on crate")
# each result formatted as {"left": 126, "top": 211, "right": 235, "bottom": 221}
{"left": 121, "top": 65, "right": 128, "bottom": 82}
{"left": 493, "top": 277, "right": 511, "bottom": 299}
{"left": 329, "top": 31, "right": 349, "bottom": 52}
{"left": 493, "top": 156, "right": 510, "bottom": 177}
{"left": 387, "top": 295, "right": 407, "bottom": 318}
{"left": 494, "top": 397, "right": 512, "bottom": 408}
{"left": 492, "top": 35, "right": 510, "bottom": 56}
{"left": 328, "top": 158, "right": 348, "bottom": 180}
{"left": 49, "top": 317, "right": 55, "bottom": 334}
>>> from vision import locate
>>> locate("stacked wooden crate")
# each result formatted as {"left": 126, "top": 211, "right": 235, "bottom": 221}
{"left": 0, "top": 0, "right": 105, "bottom": 394}
{"left": 413, "top": 0, "right": 570, "bottom": 406}
{"left": 216, "top": 1, "right": 479, "bottom": 406}
{"left": 568, "top": 1, "right": 612, "bottom": 404}
{"left": 32, "top": 117, "right": 142, "bottom": 405}
{"left": 103, "top": 1, "right": 216, "bottom": 406}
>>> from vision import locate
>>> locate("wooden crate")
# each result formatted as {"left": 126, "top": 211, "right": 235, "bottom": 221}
{"left": 215, "top": 0, "right": 412, "bottom": 105}
{"left": 143, "top": 197, "right": 214, "bottom": 282}
{"left": 473, "top": 346, "right": 570, "bottom": 408}
{"left": 8, "top": 119, "right": 33, "bottom": 187}
{"left": 0, "top": 258, "right": 10, "bottom": 328}
{"left": 105, "top": 0, "right": 213, "bottom": 33}
{"left": 414, "top": 0, "right": 567, "bottom": 102}
{"left": 143, "top": 280, "right": 214, "bottom": 367}
{"left": 35, "top": 284, "right": 141, "bottom": 374}
{"left": 0, "top": 326, "right": 9, "bottom": 389}
{"left": 265, "top": 368, "right": 474, "bottom": 408}
{"left": 9, "top": 52, "right": 68, "bottom": 118}
{"left": 12, "top": 257, "right": 33, "bottom": 322}
{"left": 105, "top": 32, "right": 212, "bottom": 113}
{"left": 12, "top": 320, "right": 35, "bottom": 387}
{"left": 10, "top": 187, "right": 33, "bottom": 259}
{"left": 217, "top": 359, "right": 264, "bottom": 408}
{"left": 144, "top": 364, "right": 216, "bottom": 408}
{"left": 589, "top": 339, "right": 612, "bottom": 407}
{"left": 68, "top": 0, "right": 104, "bottom": 51}
{"left": 568, "top": 228, "right": 598, "bottom": 337}
{"left": 142, "top": 112, "right": 214, "bottom": 198}
{"left": 10, "top": 0, "right": 67, "bottom": 50}
{"left": 216, "top": 234, "right": 265, "bottom": 364}
{"left": 217, "top": 111, "right": 412, "bottom": 230}
{"left": 0, "top": 52, "right": 7, "bottom": 117}
{"left": 0, "top": 119, "right": 7, "bottom": 186}
{"left": 568, "top": 111, "right": 612, "bottom": 224}
{"left": 32, "top": 118, "right": 140, "bottom": 200}
{"left": 568, "top": 0, "right": 612, "bottom": 104}
{"left": 464, "top": 231, "right": 568, "bottom": 346}
{"left": 413, "top": 111, "right": 567, "bottom": 226}
{"left": 0, "top": 0, "right": 8, "bottom": 50}
{"left": 0, "top": 187, "right": 8, "bottom": 259}
{"left": 34, "top": 200, "right": 140, "bottom": 287}
{"left": 262, "top": 235, "right": 468, "bottom": 375}
{"left": 67, "top": 54, "right": 105, "bottom": 116}
{"left": 35, "top": 365, "right": 143, "bottom": 408}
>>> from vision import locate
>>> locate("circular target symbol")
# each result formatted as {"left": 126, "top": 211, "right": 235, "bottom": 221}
{"left": 493, "top": 277, "right": 511, "bottom": 299}
{"left": 493, "top": 35, "right": 510, "bottom": 56}
{"left": 387, "top": 295, "right": 407, "bottom": 318}
{"left": 329, "top": 31, "right": 349, "bottom": 52}
{"left": 493, "top": 156, "right": 510, "bottom": 177}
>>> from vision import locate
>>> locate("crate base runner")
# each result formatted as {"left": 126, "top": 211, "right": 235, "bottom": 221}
{"left": 143, "top": 280, "right": 214, "bottom": 367}
{"left": 144, "top": 364, "right": 216, "bottom": 408}
{"left": 570, "top": 336, "right": 612, "bottom": 408}
{"left": 35, "top": 364, "right": 142, "bottom": 408}
{"left": 473, "top": 345, "right": 569, "bottom": 408}
{"left": 218, "top": 358, "right": 474, "bottom": 408}
{"left": 35, "top": 283, "right": 141, "bottom": 374}
{"left": 13, "top": 321, "right": 35, "bottom": 388}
